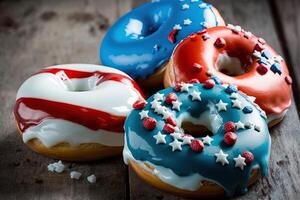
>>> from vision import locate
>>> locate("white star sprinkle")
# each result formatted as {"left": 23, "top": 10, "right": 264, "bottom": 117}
{"left": 173, "top": 24, "right": 182, "bottom": 30}
{"left": 253, "top": 50, "right": 261, "bottom": 58}
{"left": 244, "top": 31, "right": 252, "bottom": 38}
{"left": 274, "top": 55, "right": 283, "bottom": 63}
{"left": 183, "top": 18, "right": 192, "bottom": 26}
{"left": 202, "top": 135, "right": 213, "bottom": 145}
{"left": 190, "top": 90, "right": 201, "bottom": 101}
{"left": 244, "top": 121, "right": 253, "bottom": 129}
{"left": 260, "top": 110, "right": 267, "bottom": 119}
{"left": 254, "top": 124, "right": 261, "bottom": 132}
{"left": 202, "top": 33, "right": 211, "bottom": 40}
{"left": 139, "top": 110, "right": 149, "bottom": 119}
{"left": 200, "top": 21, "right": 208, "bottom": 28}
{"left": 232, "top": 99, "right": 242, "bottom": 109}
{"left": 162, "top": 110, "right": 173, "bottom": 119}
{"left": 230, "top": 93, "right": 239, "bottom": 99}
{"left": 182, "top": 136, "right": 194, "bottom": 145}
{"left": 215, "top": 150, "right": 229, "bottom": 166}
{"left": 172, "top": 100, "right": 182, "bottom": 111}
{"left": 191, "top": 0, "right": 199, "bottom": 2}
{"left": 154, "top": 93, "right": 164, "bottom": 101}
{"left": 150, "top": 100, "right": 160, "bottom": 109}
{"left": 248, "top": 96, "right": 256, "bottom": 103}
{"left": 206, "top": 69, "right": 214, "bottom": 76}
{"left": 153, "top": 131, "right": 167, "bottom": 144}
{"left": 169, "top": 139, "right": 183, "bottom": 151}
{"left": 198, "top": 3, "right": 207, "bottom": 8}
{"left": 170, "top": 132, "right": 183, "bottom": 140}
{"left": 235, "top": 121, "right": 245, "bottom": 130}
{"left": 181, "top": 83, "right": 192, "bottom": 92}
{"left": 227, "top": 24, "right": 235, "bottom": 29}
{"left": 182, "top": 4, "right": 189, "bottom": 10}
{"left": 153, "top": 105, "right": 164, "bottom": 114}
{"left": 216, "top": 100, "right": 228, "bottom": 112}
{"left": 234, "top": 155, "right": 247, "bottom": 170}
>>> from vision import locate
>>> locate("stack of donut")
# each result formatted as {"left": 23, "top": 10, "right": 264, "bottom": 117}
{"left": 14, "top": 0, "right": 292, "bottom": 198}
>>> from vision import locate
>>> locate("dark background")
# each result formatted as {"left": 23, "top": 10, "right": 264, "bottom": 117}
{"left": 0, "top": 0, "right": 299, "bottom": 199}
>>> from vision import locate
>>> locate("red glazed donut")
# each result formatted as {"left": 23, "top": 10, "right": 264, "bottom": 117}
{"left": 164, "top": 25, "right": 292, "bottom": 126}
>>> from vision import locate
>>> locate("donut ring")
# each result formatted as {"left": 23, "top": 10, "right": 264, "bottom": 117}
{"left": 164, "top": 25, "right": 292, "bottom": 126}
{"left": 14, "top": 64, "right": 144, "bottom": 161}
{"left": 100, "top": 0, "right": 225, "bottom": 87}
{"left": 123, "top": 80, "right": 271, "bottom": 197}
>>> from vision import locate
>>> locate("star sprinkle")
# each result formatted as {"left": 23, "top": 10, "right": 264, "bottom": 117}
{"left": 215, "top": 150, "right": 229, "bottom": 166}
{"left": 244, "top": 31, "right": 252, "bottom": 39}
{"left": 232, "top": 99, "right": 242, "bottom": 109}
{"left": 253, "top": 50, "right": 261, "bottom": 58}
{"left": 254, "top": 124, "right": 261, "bottom": 132}
{"left": 216, "top": 100, "right": 228, "bottom": 112}
{"left": 162, "top": 110, "right": 173, "bottom": 119}
{"left": 234, "top": 155, "right": 247, "bottom": 170}
{"left": 202, "top": 135, "right": 213, "bottom": 145}
{"left": 173, "top": 24, "right": 182, "bottom": 30}
{"left": 235, "top": 121, "right": 245, "bottom": 130}
{"left": 190, "top": 90, "right": 201, "bottom": 101}
{"left": 183, "top": 18, "right": 192, "bottom": 26}
{"left": 182, "top": 135, "right": 194, "bottom": 145}
{"left": 230, "top": 93, "right": 239, "bottom": 99}
{"left": 200, "top": 21, "right": 208, "bottom": 28}
{"left": 170, "top": 132, "right": 183, "bottom": 140}
{"left": 139, "top": 110, "right": 149, "bottom": 119}
{"left": 169, "top": 139, "right": 183, "bottom": 151}
{"left": 154, "top": 93, "right": 164, "bottom": 101}
{"left": 150, "top": 100, "right": 161, "bottom": 109}
{"left": 198, "top": 2, "right": 207, "bottom": 8}
{"left": 191, "top": 0, "right": 199, "bottom": 2}
{"left": 202, "top": 33, "right": 211, "bottom": 40}
{"left": 244, "top": 121, "right": 253, "bottom": 129}
{"left": 172, "top": 100, "right": 182, "bottom": 111}
{"left": 182, "top": 4, "right": 189, "bottom": 10}
{"left": 153, "top": 131, "right": 167, "bottom": 144}
{"left": 181, "top": 83, "right": 192, "bottom": 92}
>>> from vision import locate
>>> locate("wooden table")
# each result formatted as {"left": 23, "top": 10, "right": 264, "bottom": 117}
{"left": 1, "top": 0, "right": 299, "bottom": 199}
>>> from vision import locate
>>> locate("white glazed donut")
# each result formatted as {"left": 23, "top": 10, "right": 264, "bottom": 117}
{"left": 14, "top": 64, "right": 145, "bottom": 161}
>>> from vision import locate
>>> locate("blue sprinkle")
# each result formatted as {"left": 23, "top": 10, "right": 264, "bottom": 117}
{"left": 243, "top": 106, "right": 253, "bottom": 114}
{"left": 225, "top": 84, "right": 238, "bottom": 94}
{"left": 261, "top": 50, "right": 272, "bottom": 59}
{"left": 270, "top": 63, "right": 282, "bottom": 75}
{"left": 258, "top": 57, "right": 268, "bottom": 65}
{"left": 211, "top": 76, "right": 222, "bottom": 85}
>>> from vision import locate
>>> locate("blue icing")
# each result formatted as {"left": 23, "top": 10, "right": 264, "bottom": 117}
{"left": 125, "top": 83, "right": 271, "bottom": 196}
{"left": 100, "top": 0, "right": 222, "bottom": 79}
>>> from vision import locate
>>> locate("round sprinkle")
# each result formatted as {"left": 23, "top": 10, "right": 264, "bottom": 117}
{"left": 166, "top": 117, "right": 177, "bottom": 126}
{"left": 188, "top": 79, "right": 200, "bottom": 84}
{"left": 163, "top": 123, "right": 175, "bottom": 134}
{"left": 256, "top": 64, "right": 268, "bottom": 75}
{"left": 203, "top": 79, "right": 215, "bottom": 89}
{"left": 225, "top": 85, "right": 238, "bottom": 94}
{"left": 242, "top": 106, "right": 253, "bottom": 114}
{"left": 190, "top": 140, "right": 204, "bottom": 152}
{"left": 242, "top": 151, "right": 254, "bottom": 165}
{"left": 165, "top": 93, "right": 177, "bottom": 105}
{"left": 214, "top": 37, "right": 226, "bottom": 48}
{"left": 133, "top": 99, "right": 146, "bottom": 110}
{"left": 189, "top": 34, "right": 197, "bottom": 41}
{"left": 192, "top": 63, "right": 202, "bottom": 73}
{"left": 174, "top": 83, "right": 182, "bottom": 92}
{"left": 224, "top": 132, "right": 237, "bottom": 146}
{"left": 224, "top": 121, "right": 236, "bottom": 133}
{"left": 285, "top": 75, "right": 293, "bottom": 85}
{"left": 254, "top": 43, "right": 265, "bottom": 52}
{"left": 143, "top": 117, "right": 157, "bottom": 130}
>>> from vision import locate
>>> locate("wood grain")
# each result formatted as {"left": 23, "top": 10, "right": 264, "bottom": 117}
{"left": 128, "top": 0, "right": 300, "bottom": 199}
{"left": 0, "top": 0, "right": 132, "bottom": 199}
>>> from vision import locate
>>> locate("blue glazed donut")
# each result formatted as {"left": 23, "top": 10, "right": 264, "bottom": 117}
{"left": 123, "top": 80, "right": 271, "bottom": 197}
{"left": 100, "top": 0, "right": 224, "bottom": 81}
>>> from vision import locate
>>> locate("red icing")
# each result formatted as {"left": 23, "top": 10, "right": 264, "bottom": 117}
{"left": 167, "top": 26, "right": 292, "bottom": 115}
{"left": 15, "top": 68, "right": 145, "bottom": 133}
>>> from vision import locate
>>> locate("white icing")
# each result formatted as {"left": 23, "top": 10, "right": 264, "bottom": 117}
{"left": 22, "top": 119, "right": 124, "bottom": 147}
{"left": 17, "top": 67, "right": 140, "bottom": 116}
{"left": 216, "top": 53, "right": 244, "bottom": 76}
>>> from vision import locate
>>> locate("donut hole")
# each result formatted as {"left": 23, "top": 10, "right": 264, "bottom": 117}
{"left": 215, "top": 53, "right": 252, "bottom": 76}
{"left": 181, "top": 121, "right": 213, "bottom": 137}
{"left": 57, "top": 75, "right": 100, "bottom": 92}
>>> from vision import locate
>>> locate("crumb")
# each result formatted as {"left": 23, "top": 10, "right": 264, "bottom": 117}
{"left": 70, "top": 171, "right": 82, "bottom": 180}
{"left": 47, "top": 160, "right": 65, "bottom": 173}
{"left": 87, "top": 174, "right": 96, "bottom": 183}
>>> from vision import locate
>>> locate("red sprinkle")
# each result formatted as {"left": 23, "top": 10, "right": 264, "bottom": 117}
{"left": 190, "top": 140, "right": 204, "bottom": 152}
{"left": 224, "top": 121, "right": 236, "bottom": 132}
{"left": 165, "top": 93, "right": 177, "bottom": 105}
{"left": 242, "top": 151, "right": 254, "bottom": 165}
{"left": 192, "top": 63, "right": 202, "bottom": 73}
{"left": 224, "top": 132, "right": 237, "bottom": 146}
{"left": 133, "top": 99, "right": 146, "bottom": 109}
{"left": 163, "top": 123, "right": 175, "bottom": 133}
{"left": 168, "top": 29, "right": 179, "bottom": 43}
{"left": 285, "top": 75, "right": 293, "bottom": 85}
{"left": 174, "top": 83, "right": 183, "bottom": 92}
{"left": 143, "top": 117, "right": 156, "bottom": 130}
{"left": 203, "top": 79, "right": 215, "bottom": 89}
{"left": 256, "top": 64, "right": 268, "bottom": 75}
{"left": 188, "top": 79, "right": 200, "bottom": 84}
{"left": 254, "top": 43, "right": 265, "bottom": 52}
{"left": 166, "top": 117, "right": 177, "bottom": 126}
{"left": 214, "top": 37, "right": 226, "bottom": 48}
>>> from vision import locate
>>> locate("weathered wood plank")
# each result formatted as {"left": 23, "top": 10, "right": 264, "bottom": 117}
{"left": 128, "top": 0, "right": 300, "bottom": 199}
{"left": 0, "top": 0, "right": 132, "bottom": 199}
